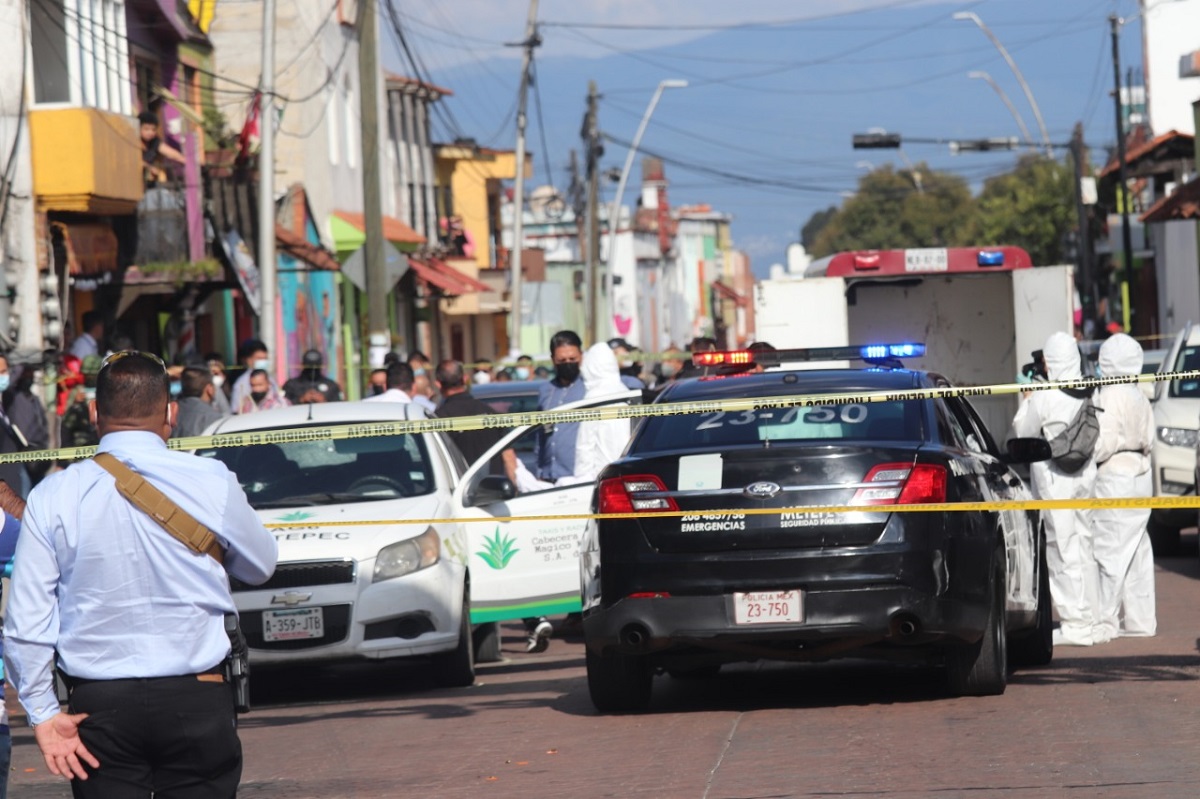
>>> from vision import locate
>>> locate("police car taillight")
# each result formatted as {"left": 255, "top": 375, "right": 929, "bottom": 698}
{"left": 852, "top": 463, "right": 947, "bottom": 505}
{"left": 598, "top": 475, "right": 678, "bottom": 514}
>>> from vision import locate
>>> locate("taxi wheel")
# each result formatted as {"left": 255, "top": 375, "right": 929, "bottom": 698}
{"left": 586, "top": 648, "right": 652, "bottom": 713}
{"left": 432, "top": 594, "right": 476, "bottom": 688}
{"left": 473, "top": 622, "right": 502, "bottom": 663}
{"left": 946, "top": 549, "right": 1008, "bottom": 697}
{"left": 1009, "top": 530, "right": 1053, "bottom": 668}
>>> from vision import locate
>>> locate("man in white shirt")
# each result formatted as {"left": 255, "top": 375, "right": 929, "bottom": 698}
{"left": 363, "top": 361, "right": 413, "bottom": 403}
{"left": 4, "top": 351, "right": 277, "bottom": 795}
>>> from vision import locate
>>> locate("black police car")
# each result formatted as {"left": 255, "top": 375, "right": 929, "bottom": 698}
{"left": 580, "top": 345, "right": 1053, "bottom": 712}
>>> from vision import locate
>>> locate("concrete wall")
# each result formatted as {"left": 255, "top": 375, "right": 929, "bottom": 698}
{"left": 207, "top": 2, "right": 383, "bottom": 246}
{"left": 1152, "top": 219, "right": 1200, "bottom": 335}
{"left": 1142, "top": 0, "right": 1200, "bottom": 136}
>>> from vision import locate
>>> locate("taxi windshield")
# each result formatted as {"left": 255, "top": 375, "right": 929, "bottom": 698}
{"left": 196, "top": 432, "right": 435, "bottom": 508}
{"left": 631, "top": 395, "right": 922, "bottom": 453}
{"left": 1170, "top": 345, "right": 1200, "bottom": 398}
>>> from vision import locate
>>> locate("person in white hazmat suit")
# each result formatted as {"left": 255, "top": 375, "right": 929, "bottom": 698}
{"left": 1012, "top": 331, "right": 1098, "bottom": 646}
{"left": 572, "top": 342, "right": 634, "bottom": 482}
{"left": 1091, "top": 333, "right": 1156, "bottom": 641}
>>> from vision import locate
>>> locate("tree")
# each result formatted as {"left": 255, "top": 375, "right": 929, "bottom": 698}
{"left": 972, "top": 154, "right": 1075, "bottom": 266}
{"left": 801, "top": 205, "right": 837, "bottom": 250}
{"left": 811, "top": 165, "right": 976, "bottom": 257}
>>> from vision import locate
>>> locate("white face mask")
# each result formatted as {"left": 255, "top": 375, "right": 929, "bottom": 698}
{"left": 253, "top": 358, "right": 269, "bottom": 371}
{"left": 212, "top": 374, "right": 225, "bottom": 388}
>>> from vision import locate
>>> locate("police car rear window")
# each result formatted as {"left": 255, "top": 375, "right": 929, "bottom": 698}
{"left": 631, "top": 398, "right": 921, "bottom": 453}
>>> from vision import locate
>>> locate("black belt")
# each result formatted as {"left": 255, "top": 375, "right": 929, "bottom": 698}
{"left": 60, "top": 661, "right": 228, "bottom": 690}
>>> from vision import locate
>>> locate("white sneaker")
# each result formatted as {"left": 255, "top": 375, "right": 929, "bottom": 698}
{"left": 525, "top": 620, "right": 553, "bottom": 653}
{"left": 1052, "top": 628, "right": 1093, "bottom": 647}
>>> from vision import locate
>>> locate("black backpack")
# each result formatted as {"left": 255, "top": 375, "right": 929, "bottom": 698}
{"left": 1047, "top": 395, "right": 1101, "bottom": 473}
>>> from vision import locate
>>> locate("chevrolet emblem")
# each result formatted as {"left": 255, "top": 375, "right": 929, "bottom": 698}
{"left": 271, "top": 591, "right": 313, "bottom": 607}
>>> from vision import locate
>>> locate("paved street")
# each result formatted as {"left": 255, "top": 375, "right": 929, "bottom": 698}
{"left": 10, "top": 537, "right": 1200, "bottom": 799}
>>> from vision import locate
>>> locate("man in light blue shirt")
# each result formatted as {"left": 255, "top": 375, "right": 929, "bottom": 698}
{"left": 3, "top": 351, "right": 277, "bottom": 795}
{"left": 535, "top": 330, "right": 586, "bottom": 482}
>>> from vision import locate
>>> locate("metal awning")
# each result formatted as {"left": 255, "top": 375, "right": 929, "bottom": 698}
{"left": 410, "top": 257, "right": 490, "bottom": 295}
{"left": 711, "top": 280, "right": 748, "bottom": 307}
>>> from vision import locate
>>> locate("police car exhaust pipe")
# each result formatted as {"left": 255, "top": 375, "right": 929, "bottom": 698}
{"left": 889, "top": 613, "right": 921, "bottom": 639}
{"left": 620, "top": 623, "right": 650, "bottom": 650}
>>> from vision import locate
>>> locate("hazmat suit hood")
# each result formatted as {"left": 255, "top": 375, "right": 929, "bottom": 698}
{"left": 581, "top": 342, "right": 626, "bottom": 399}
{"left": 1098, "top": 333, "right": 1143, "bottom": 378}
{"left": 1043, "top": 331, "right": 1083, "bottom": 382}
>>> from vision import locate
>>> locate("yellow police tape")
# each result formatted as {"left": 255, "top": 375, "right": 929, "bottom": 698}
{"left": 4, "top": 368, "right": 1198, "bottom": 466}
{"left": 261, "top": 494, "right": 1200, "bottom": 529}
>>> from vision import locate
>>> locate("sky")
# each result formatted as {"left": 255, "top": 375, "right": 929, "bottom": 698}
{"left": 382, "top": 0, "right": 1149, "bottom": 276}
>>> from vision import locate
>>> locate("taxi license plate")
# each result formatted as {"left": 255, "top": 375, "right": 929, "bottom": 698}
{"left": 733, "top": 590, "right": 803, "bottom": 625}
{"left": 263, "top": 607, "right": 324, "bottom": 642}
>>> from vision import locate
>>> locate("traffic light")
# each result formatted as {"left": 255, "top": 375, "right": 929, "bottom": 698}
{"left": 39, "top": 271, "right": 62, "bottom": 348}
{"left": 852, "top": 132, "right": 902, "bottom": 149}
{"left": 948, "top": 137, "right": 1019, "bottom": 154}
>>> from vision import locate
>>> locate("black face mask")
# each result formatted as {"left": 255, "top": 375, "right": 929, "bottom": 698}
{"left": 554, "top": 362, "right": 581, "bottom": 384}
{"left": 250, "top": 391, "right": 268, "bottom": 404}
{"left": 371, "top": 385, "right": 385, "bottom": 396}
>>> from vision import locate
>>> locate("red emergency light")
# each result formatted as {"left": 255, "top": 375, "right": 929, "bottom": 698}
{"left": 693, "top": 351, "right": 754, "bottom": 367}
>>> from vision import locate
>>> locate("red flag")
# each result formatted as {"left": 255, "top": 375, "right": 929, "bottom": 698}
{"left": 237, "top": 91, "right": 261, "bottom": 163}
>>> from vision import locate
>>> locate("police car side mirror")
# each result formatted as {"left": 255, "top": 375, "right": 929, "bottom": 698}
{"left": 466, "top": 474, "right": 517, "bottom": 506}
{"left": 1003, "top": 437, "right": 1053, "bottom": 464}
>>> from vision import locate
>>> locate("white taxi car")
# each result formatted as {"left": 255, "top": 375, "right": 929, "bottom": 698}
{"left": 197, "top": 401, "right": 476, "bottom": 686}
{"left": 1149, "top": 324, "right": 1200, "bottom": 554}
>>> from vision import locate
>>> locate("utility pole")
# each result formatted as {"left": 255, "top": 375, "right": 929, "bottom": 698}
{"left": 582, "top": 81, "right": 601, "bottom": 346}
{"left": 508, "top": 0, "right": 540, "bottom": 358}
{"left": 257, "top": 0, "right": 277, "bottom": 363}
{"left": 1070, "top": 122, "right": 1094, "bottom": 331}
{"left": 360, "top": 0, "right": 388, "bottom": 351}
{"left": 1110, "top": 13, "right": 1137, "bottom": 332}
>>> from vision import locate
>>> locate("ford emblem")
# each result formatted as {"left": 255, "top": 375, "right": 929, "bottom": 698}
{"left": 744, "top": 481, "right": 781, "bottom": 499}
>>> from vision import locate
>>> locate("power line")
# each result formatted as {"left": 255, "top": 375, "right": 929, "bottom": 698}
{"left": 541, "top": 0, "right": 932, "bottom": 32}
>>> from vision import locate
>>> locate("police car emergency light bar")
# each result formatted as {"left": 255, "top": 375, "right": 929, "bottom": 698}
{"left": 694, "top": 343, "right": 926, "bottom": 368}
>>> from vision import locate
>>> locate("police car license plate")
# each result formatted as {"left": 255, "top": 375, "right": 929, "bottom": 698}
{"left": 263, "top": 607, "right": 325, "bottom": 642}
{"left": 733, "top": 590, "right": 803, "bottom": 625}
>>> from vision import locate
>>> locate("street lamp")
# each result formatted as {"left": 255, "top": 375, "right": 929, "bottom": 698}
{"left": 600, "top": 78, "right": 687, "bottom": 345}
{"left": 967, "top": 71, "right": 1036, "bottom": 151}
{"left": 953, "top": 11, "right": 1052, "bottom": 155}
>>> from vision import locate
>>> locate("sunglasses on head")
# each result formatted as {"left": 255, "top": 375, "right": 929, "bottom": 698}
{"left": 99, "top": 350, "right": 167, "bottom": 375}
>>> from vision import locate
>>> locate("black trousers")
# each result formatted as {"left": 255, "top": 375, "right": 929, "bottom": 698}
{"left": 67, "top": 673, "right": 242, "bottom": 799}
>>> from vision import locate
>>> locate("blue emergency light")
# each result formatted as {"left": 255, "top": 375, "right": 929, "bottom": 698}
{"left": 860, "top": 343, "right": 925, "bottom": 360}
{"left": 977, "top": 250, "right": 1005, "bottom": 266}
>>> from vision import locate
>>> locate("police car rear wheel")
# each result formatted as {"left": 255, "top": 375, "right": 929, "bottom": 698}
{"left": 587, "top": 648, "right": 652, "bottom": 712}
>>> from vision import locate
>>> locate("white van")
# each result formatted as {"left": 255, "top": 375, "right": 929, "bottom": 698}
{"left": 1149, "top": 323, "right": 1200, "bottom": 554}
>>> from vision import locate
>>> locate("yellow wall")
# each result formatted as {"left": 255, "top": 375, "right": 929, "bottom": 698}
{"left": 435, "top": 147, "right": 530, "bottom": 268}
{"left": 30, "top": 108, "right": 143, "bottom": 214}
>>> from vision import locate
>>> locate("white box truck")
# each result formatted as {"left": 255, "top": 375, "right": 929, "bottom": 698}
{"left": 753, "top": 246, "right": 1076, "bottom": 441}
